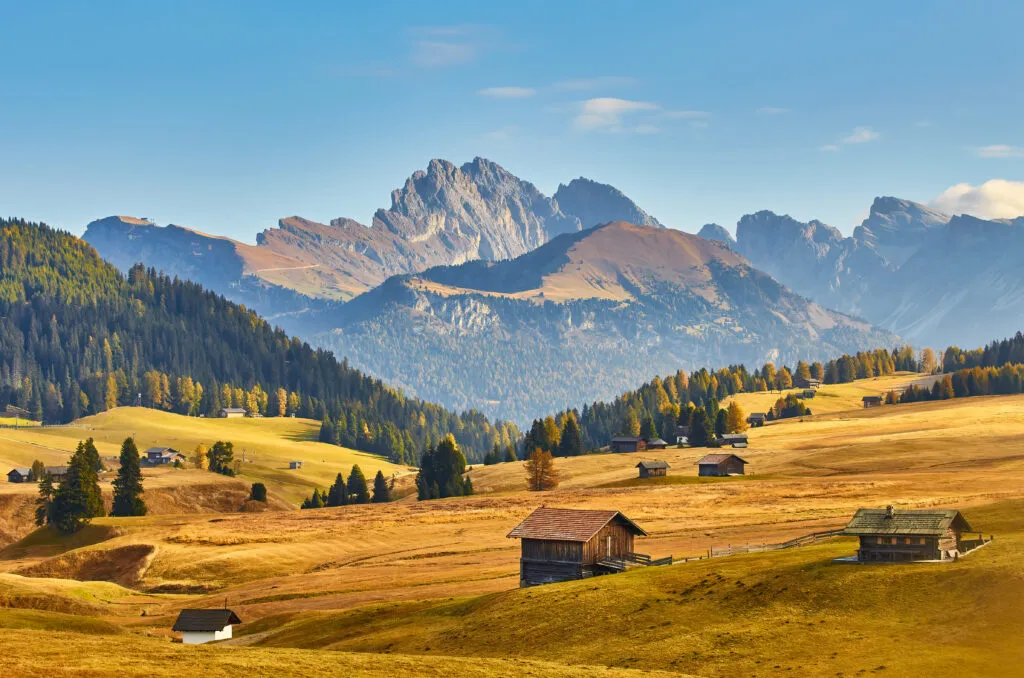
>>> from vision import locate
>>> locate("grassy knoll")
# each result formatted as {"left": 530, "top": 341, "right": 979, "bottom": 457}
{"left": 0, "top": 407, "right": 409, "bottom": 504}
{"left": 245, "top": 499, "right": 1024, "bottom": 677}
{"left": 0, "top": 628, "right": 687, "bottom": 678}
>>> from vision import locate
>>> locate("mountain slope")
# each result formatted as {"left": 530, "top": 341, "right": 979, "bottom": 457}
{"left": 319, "top": 222, "right": 897, "bottom": 422}
{"left": 553, "top": 177, "right": 662, "bottom": 230}
{"left": 0, "top": 218, "right": 516, "bottom": 462}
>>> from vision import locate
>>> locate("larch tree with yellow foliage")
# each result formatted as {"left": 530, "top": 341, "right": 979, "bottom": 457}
{"left": 726, "top": 401, "right": 748, "bottom": 433}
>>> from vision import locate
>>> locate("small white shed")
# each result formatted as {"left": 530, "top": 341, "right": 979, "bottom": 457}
{"left": 172, "top": 609, "right": 242, "bottom": 645}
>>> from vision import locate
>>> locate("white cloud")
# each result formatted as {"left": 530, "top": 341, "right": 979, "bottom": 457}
{"left": 552, "top": 76, "right": 636, "bottom": 91}
{"left": 478, "top": 86, "right": 536, "bottom": 99}
{"left": 932, "top": 179, "right": 1024, "bottom": 219}
{"left": 841, "top": 126, "right": 880, "bottom": 144}
{"left": 573, "top": 97, "right": 659, "bottom": 132}
{"left": 975, "top": 144, "right": 1024, "bottom": 158}
{"left": 819, "top": 144, "right": 840, "bottom": 152}
{"left": 757, "top": 107, "right": 789, "bottom": 115}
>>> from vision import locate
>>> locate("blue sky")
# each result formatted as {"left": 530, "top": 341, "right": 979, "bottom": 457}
{"left": 2, "top": 0, "right": 1023, "bottom": 241}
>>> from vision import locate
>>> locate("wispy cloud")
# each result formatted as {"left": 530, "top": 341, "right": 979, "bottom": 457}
{"left": 819, "top": 144, "right": 840, "bottom": 152}
{"left": 478, "top": 86, "right": 536, "bottom": 99}
{"left": 573, "top": 97, "right": 660, "bottom": 132}
{"left": 841, "top": 126, "right": 880, "bottom": 144}
{"left": 975, "top": 144, "right": 1024, "bottom": 158}
{"left": 932, "top": 179, "right": 1024, "bottom": 219}
{"left": 757, "top": 107, "right": 789, "bottom": 115}
{"left": 409, "top": 25, "right": 492, "bottom": 68}
{"left": 552, "top": 76, "right": 637, "bottom": 92}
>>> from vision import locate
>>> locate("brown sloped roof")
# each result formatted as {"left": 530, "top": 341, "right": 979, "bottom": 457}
{"left": 696, "top": 453, "right": 748, "bottom": 465}
{"left": 843, "top": 508, "right": 973, "bottom": 536}
{"left": 636, "top": 460, "right": 670, "bottom": 470}
{"left": 172, "top": 609, "right": 242, "bottom": 632}
{"left": 507, "top": 507, "right": 647, "bottom": 541}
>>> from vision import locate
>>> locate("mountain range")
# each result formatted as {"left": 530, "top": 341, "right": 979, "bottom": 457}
{"left": 82, "top": 157, "right": 1024, "bottom": 422}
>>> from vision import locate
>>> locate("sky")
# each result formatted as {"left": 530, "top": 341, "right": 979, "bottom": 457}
{"left": 2, "top": 0, "right": 1024, "bottom": 242}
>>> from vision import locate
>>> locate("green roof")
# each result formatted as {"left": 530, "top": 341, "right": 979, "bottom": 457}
{"left": 843, "top": 508, "right": 972, "bottom": 536}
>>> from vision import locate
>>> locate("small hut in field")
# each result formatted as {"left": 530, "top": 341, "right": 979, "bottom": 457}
{"left": 636, "top": 460, "right": 670, "bottom": 478}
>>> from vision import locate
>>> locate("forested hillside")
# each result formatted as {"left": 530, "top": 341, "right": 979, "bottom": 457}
{"left": 0, "top": 218, "right": 517, "bottom": 463}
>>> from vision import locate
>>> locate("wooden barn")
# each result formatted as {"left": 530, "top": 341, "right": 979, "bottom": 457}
{"left": 645, "top": 438, "right": 668, "bottom": 450}
{"left": 719, "top": 433, "right": 748, "bottom": 448}
{"left": 862, "top": 395, "right": 884, "bottom": 408}
{"left": 843, "top": 506, "right": 988, "bottom": 562}
{"left": 697, "top": 453, "right": 747, "bottom": 476}
{"left": 144, "top": 447, "right": 183, "bottom": 465}
{"left": 636, "top": 460, "right": 670, "bottom": 478}
{"left": 795, "top": 376, "right": 821, "bottom": 389}
{"left": 610, "top": 436, "right": 645, "bottom": 453}
{"left": 7, "top": 468, "right": 31, "bottom": 483}
{"left": 507, "top": 507, "right": 648, "bottom": 587}
{"left": 219, "top": 407, "right": 246, "bottom": 418}
{"left": 44, "top": 466, "right": 69, "bottom": 483}
{"left": 746, "top": 413, "right": 766, "bottom": 427}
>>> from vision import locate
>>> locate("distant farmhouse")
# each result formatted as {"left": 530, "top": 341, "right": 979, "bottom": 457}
{"left": 675, "top": 425, "right": 690, "bottom": 446}
{"left": 862, "top": 395, "right": 884, "bottom": 408}
{"left": 719, "top": 433, "right": 748, "bottom": 448}
{"left": 843, "top": 506, "right": 991, "bottom": 562}
{"left": 746, "top": 413, "right": 766, "bottom": 428}
{"left": 645, "top": 438, "right": 668, "bottom": 450}
{"left": 219, "top": 407, "right": 247, "bottom": 418}
{"left": 610, "top": 436, "right": 645, "bottom": 453}
{"left": 172, "top": 609, "right": 242, "bottom": 644}
{"left": 507, "top": 507, "right": 650, "bottom": 587}
{"left": 144, "top": 447, "right": 184, "bottom": 465}
{"left": 8, "top": 466, "right": 68, "bottom": 483}
{"left": 794, "top": 376, "right": 821, "bottom": 389}
{"left": 289, "top": 461, "right": 303, "bottom": 469}
{"left": 636, "top": 460, "right": 669, "bottom": 478}
{"left": 697, "top": 453, "right": 747, "bottom": 477}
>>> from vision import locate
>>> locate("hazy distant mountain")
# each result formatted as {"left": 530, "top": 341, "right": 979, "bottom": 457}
{"left": 697, "top": 223, "right": 734, "bottom": 246}
{"left": 318, "top": 221, "right": 897, "bottom": 422}
{"left": 553, "top": 177, "right": 662, "bottom": 230}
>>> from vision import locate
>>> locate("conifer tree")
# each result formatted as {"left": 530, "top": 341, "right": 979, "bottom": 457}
{"left": 504, "top": 445, "right": 517, "bottom": 463}
{"left": 35, "top": 473, "right": 55, "bottom": 527}
{"left": 525, "top": 448, "right": 559, "bottom": 491}
{"left": 50, "top": 444, "right": 103, "bottom": 534}
{"left": 347, "top": 465, "right": 371, "bottom": 504}
{"left": 639, "top": 414, "right": 658, "bottom": 441}
{"left": 250, "top": 482, "right": 267, "bottom": 502}
{"left": 726, "top": 401, "right": 748, "bottom": 433}
{"left": 310, "top": 489, "right": 325, "bottom": 508}
{"left": 623, "top": 407, "right": 641, "bottom": 436}
{"left": 111, "top": 437, "right": 146, "bottom": 517}
{"left": 557, "top": 414, "right": 584, "bottom": 457}
{"left": 714, "top": 408, "right": 728, "bottom": 436}
{"left": 82, "top": 437, "right": 103, "bottom": 474}
{"left": 689, "top": 407, "right": 713, "bottom": 447}
{"left": 30, "top": 459, "right": 46, "bottom": 482}
{"left": 371, "top": 470, "right": 391, "bottom": 503}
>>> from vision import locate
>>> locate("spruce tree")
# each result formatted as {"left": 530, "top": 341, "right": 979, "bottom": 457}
{"left": 557, "top": 415, "right": 584, "bottom": 457}
{"left": 111, "top": 437, "right": 146, "bottom": 517}
{"left": 714, "top": 408, "right": 728, "bottom": 436}
{"left": 504, "top": 445, "right": 517, "bottom": 463}
{"left": 250, "top": 482, "right": 267, "bottom": 502}
{"left": 35, "top": 473, "right": 54, "bottom": 527}
{"left": 639, "top": 414, "right": 658, "bottom": 441}
{"left": 689, "top": 407, "right": 713, "bottom": 447}
{"left": 310, "top": 489, "right": 325, "bottom": 508}
{"left": 371, "top": 470, "right": 391, "bottom": 503}
{"left": 347, "top": 465, "right": 370, "bottom": 504}
{"left": 50, "top": 444, "right": 103, "bottom": 534}
{"left": 82, "top": 437, "right": 103, "bottom": 473}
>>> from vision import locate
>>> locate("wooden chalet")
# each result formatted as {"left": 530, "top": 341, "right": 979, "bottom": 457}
{"left": 843, "top": 506, "right": 988, "bottom": 562}
{"left": 862, "top": 395, "right": 884, "bottom": 408}
{"left": 719, "top": 433, "right": 748, "bottom": 448}
{"left": 44, "top": 466, "right": 68, "bottom": 483}
{"left": 610, "top": 436, "right": 645, "bottom": 453}
{"left": 636, "top": 460, "right": 670, "bottom": 478}
{"left": 144, "top": 447, "right": 183, "bottom": 465}
{"left": 645, "top": 438, "right": 668, "bottom": 450}
{"left": 219, "top": 407, "right": 246, "bottom": 418}
{"left": 794, "top": 376, "right": 821, "bottom": 389}
{"left": 507, "top": 507, "right": 649, "bottom": 587}
{"left": 7, "top": 468, "right": 31, "bottom": 483}
{"left": 696, "top": 453, "right": 747, "bottom": 476}
{"left": 746, "top": 412, "right": 766, "bottom": 427}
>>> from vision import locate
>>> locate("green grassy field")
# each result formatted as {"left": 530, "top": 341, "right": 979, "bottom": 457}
{"left": 0, "top": 408, "right": 409, "bottom": 504}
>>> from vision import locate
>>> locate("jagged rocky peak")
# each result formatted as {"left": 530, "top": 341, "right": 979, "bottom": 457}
{"left": 697, "top": 223, "right": 734, "bottom": 246}
{"left": 736, "top": 211, "right": 843, "bottom": 252}
{"left": 553, "top": 177, "right": 662, "bottom": 230}
{"left": 853, "top": 196, "right": 951, "bottom": 266}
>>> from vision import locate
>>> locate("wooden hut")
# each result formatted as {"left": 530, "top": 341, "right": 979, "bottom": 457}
{"left": 862, "top": 395, "right": 884, "bottom": 408}
{"left": 843, "top": 506, "right": 984, "bottom": 562}
{"left": 219, "top": 407, "right": 246, "bottom": 418}
{"left": 645, "top": 438, "right": 668, "bottom": 450}
{"left": 610, "top": 436, "right": 645, "bottom": 453}
{"left": 746, "top": 413, "right": 766, "bottom": 427}
{"left": 172, "top": 609, "right": 242, "bottom": 645}
{"left": 636, "top": 460, "right": 669, "bottom": 478}
{"left": 7, "top": 468, "right": 31, "bottom": 483}
{"left": 696, "top": 453, "right": 747, "bottom": 476}
{"left": 719, "top": 433, "right": 748, "bottom": 448}
{"left": 795, "top": 376, "right": 821, "bottom": 389}
{"left": 289, "top": 461, "right": 303, "bottom": 469}
{"left": 507, "top": 507, "right": 648, "bottom": 587}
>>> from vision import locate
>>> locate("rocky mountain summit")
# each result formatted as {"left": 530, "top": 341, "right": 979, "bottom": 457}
{"left": 553, "top": 177, "right": 662, "bottom": 230}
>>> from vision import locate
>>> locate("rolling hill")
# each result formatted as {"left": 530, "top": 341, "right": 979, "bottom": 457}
{"left": 319, "top": 221, "right": 898, "bottom": 422}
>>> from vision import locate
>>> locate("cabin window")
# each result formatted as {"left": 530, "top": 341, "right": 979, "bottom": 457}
{"left": 902, "top": 537, "right": 911, "bottom": 545}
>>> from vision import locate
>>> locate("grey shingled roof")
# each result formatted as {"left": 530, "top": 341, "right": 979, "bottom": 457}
{"left": 636, "top": 460, "right": 670, "bottom": 470}
{"left": 9, "top": 468, "right": 31, "bottom": 477}
{"left": 696, "top": 453, "right": 748, "bottom": 465}
{"left": 172, "top": 609, "right": 242, "bottom": 632}
{"left": 843, "top": 508, "right": 972, "bottom": 536}
{"left": 646, "top": 438, "right": 668, "bottom": 446}
{"left": 507, "top": 507, "right": 647, "bottom": 542}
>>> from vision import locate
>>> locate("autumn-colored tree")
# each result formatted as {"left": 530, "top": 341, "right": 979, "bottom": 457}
{"left": 726, "top": 401, "right": 748, "bottom": 433}
{"left": 776, "top": 366, "right": 793, "bottom": 390}
{"left": 525, "top": 448, "right": 559, "bottom": 491}
{"left": 105, "top": 373, "right": 118, "bottom": 410}
{"left": 920, "top": 348, "right": 938, "bottom": 374}
{"left": 275, "top": 388, "right": 288, "bottom": 417}
{"left": 190, "top": 444, "right": 207, "bottom": 470}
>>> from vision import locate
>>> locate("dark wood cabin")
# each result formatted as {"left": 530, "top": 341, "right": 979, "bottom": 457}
{"left": 696, "top": 453, "right": 747, "bottom": 476}
{"left": 862, "top": 395, "right": 884, "bottom": 408}
{"left": 719, "top": 433, "right": 748, "bottom": 448}
{"left": 746, "top": 413, "right": 766, "bottom": 427}
{"left": 636, "top": 460, "right": 669, "bottom": 478}
{"left": 44, "top": 466, "right": 68, "bottom": 483}
{"left": 801, "top": 389, "right": 816, "bottom": 399}
{"left": 7, "top": 468, "right": 31, "bottom": 483}
{"left": 794, "top": 376, "right": 821, "bottom": 389}
{"left": 645, "top": 438, "right": 668, "bottom": 450}
{"left": 507, "top": 507, "right": 648, "bottom": 587}
{"left": 843, "top": 506, "right": 980, "bottom": 562}
{"left": 610, "top": 436, "right": 645, "bottom": 453}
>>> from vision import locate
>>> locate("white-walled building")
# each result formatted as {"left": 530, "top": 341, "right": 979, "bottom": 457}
{"left": 172, "top": 609, "right": 242, "bottom": 645}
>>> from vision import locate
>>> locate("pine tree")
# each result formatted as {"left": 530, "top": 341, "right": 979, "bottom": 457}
{"left": 726, "top": 401, "right": 748, "bottom": 433}
{"left": 50, "top": 443, "right": 103, "bottom": 534}
{"left": 327, "top": 473, "right": 348, "bottom": 506}
{"left": 35, "top": 473, "right": 55, "bottom": 527}
{"left": 525, "top": 448, "right": 559, "bottom": 491}
{"left": 504, "top": 445, "right": 517, "bottom": 463}
{"left": 557, "top": 414, "right": 584, "bottom": 457}
{"left": 82, "top": 437, "right": 103, "bottom": 474}
{"left": 207, "top": 441, "right": 235, "bottom": 476}
{"left": 714, "top": 408, "right": 728, "bottom": 436}
{"left": 347, "top": 465, "right": 371, "bottom": 504}
{"left": 689, "top": 407, "right": 713, "bottom": 447}
{"left": 310, "top": 489, "right": 325, "bottom": 508}
{"left": 623, "top": 407, "right": 641, "bottom": 436}
{"left": 250, "top": 482, "right": 267, "bottom": 502}
{"left": 371, "top": 470, "right": 391, "bottom": 503}
{"left": 111, "top": 437, "right": 146, "bottom": 517}
{"left": 639, "top": 414, "right": 658, "bottom": 441}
